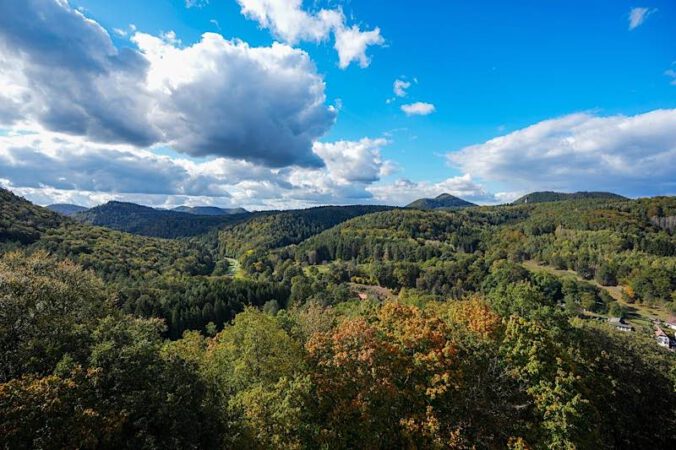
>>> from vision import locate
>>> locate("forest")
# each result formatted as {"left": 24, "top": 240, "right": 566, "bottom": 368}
{"left": 1, "top": 187, "right": 675, "bottom": 449}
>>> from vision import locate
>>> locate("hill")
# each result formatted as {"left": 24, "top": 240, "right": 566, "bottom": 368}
{"left": 73, "top": 201, "right": 247, "bottom": 238}
{"left": 172, "top": 205, "right": 248, "bottom": 216}
{"left": 218, "top": 205, "right": 393, "bottom": 256}
{"left": 406, "top": 193, "right": 476, "bottom": 210}
{"left": 0, "top": 188, "right": 65, "bottom": 245}
{"left": 46, "top": 203, "right": 89, "bottom": 216}
{"left": 512, "top": 191, "right": 627, "bottom": 204}
{"left": 0, "top": 189, "right": 215, "bottom": 282}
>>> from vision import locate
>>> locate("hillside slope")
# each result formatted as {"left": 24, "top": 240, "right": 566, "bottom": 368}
{"left": 172, "top": 206, "right": 248, "bottom": 216}
{"left": 218, "top": 205, "right": 393, "bottom": 256}
{"left": 512, "top": 191, "right": 627, "bottom": 204}
{"left": 0, "top": 190, "right": 214, "bottom": 281}
{"left": 74, "top": 201, "right": 247, "bottom": 238}
{"left": 0, "top": 189, "right": 65, "bottom": 244}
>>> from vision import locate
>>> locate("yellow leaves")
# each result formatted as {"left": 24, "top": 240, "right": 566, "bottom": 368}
{"left": 447, "top": 296, "right": 502, "bottom": 339}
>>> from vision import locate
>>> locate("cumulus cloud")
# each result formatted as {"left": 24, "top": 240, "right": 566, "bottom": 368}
{"left": 132, "top": 32, "right": 334, "bottom": 167}
{"left": 0, "top": 0, "right": 157, "bottom": 146}
{"left": 368, "top": 174, "right": 497, "bottom": 206}
{"left": 448, "top": 110, "right": 676, "bottom": 197}
{"left": 401, "top": 102, "right": 436, "bottom": 116}
{"left": 0, "top": 124, "right": 396, "bottom": 209}
{"left": 393, "top": 79, "right": 411, "bottom": 97}
{"left": 312, "top": 138, "right": 393, "bottom": 184}
{"left": 0, "top": 0, "right": 336, "bottom": 168}
{"left": 628, "top": 7, "right": 656, "bottom": 30}
{"left": 236, "top": 0, "right": 384, "bottom": 69}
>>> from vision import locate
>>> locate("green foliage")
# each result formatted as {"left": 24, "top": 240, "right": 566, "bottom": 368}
{"left": 1, "top": 189, "right": 675, "bottom": 449}
{"left": 512, "top": 191, "right": 627, "bottom": 204}
{"left": 218, "top": 205, "right": 392, "bottom": 256}
{"left": 0, "top": 188, "right": 63, "bottom": 245}
{"left": 74, "top": 200, "right": 246, "bottom": 238}
{"left": 0, "top": 251, "right": 109, "bottom": 381}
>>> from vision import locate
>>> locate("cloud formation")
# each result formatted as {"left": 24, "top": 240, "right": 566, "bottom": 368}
{"left": 236, "top": 0, "right": 384, "bottom": 68}
{"left": 393, "top": 79, "right": 411, "bottom": 97}
{"left": 448, "top": 110, "right": 676, "bottom": 196}
{"left": 0, "top": 0, "right": 336, "bottom": 168}
{"left": 401, "top": 102, "right": 436, "bottom": 116}
{"left": 665, "top": 62, "right": 676, "bottom": 85}
{"left": 0, "top": 0, "right": 157, "bottom": 146}
{"left": 185, "top": 0, "right": 209, "bottom": 8}
{"left": 132, "top": 32, "right": 335, "bottom": 167}
{"left": 628, "top": 7, "right": 656, "bottom": 30}
{"left": 0, "top": 125, "right": 397, "bottom": 209}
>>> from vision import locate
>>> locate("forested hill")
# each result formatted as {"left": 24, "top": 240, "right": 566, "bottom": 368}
{"left": 46, "top": 203, "right": 88, "bottom": 216}
{"left": 406, "top": 193, "right": 476, "bottom": 209}
{"left": 73, "top": 201, "right": 249, "bottom": 238}
{"left": 0, "top": 190, "right": 214, "bottom": 282}
{"left": 0, "top": 188, "right": 64, "bottom": 244}
{"left": 512, "top": 191, "right": 627, "bottom": 204}
{"left": 217, "top": 204, "right": 394, "bottom": 256}
{"left": 172, "top": 205, "right": 248, "bottom": 216}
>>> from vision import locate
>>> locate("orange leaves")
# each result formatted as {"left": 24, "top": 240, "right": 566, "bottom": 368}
{"left": 306, "top": 301, "right": 464, "bottom": 447}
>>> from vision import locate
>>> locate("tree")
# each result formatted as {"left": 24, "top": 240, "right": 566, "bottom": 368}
{"left": 0, "top": 251, "right": 109, "bottom": 382}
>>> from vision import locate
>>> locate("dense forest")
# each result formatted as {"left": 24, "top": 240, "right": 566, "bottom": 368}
{"left": 1, "top": 187, "right": 675, "bottom": 449}
{"left": 72, "top": 201, "right": 249, "bottom": 238}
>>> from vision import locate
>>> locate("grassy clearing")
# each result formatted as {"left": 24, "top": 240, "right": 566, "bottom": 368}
{"left": 225, "top": 257, "right": 245, "bottom": 279}
{"left": 522, "top": 260, "right": 670, "bottom": 329}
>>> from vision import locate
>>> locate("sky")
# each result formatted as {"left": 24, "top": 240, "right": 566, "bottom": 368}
{"left": 0, "top": 0, "right": 674, "bottom": 210}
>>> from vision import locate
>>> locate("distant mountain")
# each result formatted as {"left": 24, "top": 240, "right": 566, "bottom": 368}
{"left": 73, "top": 201, "right": 247, "bottom": 238}
{"left": 512, "top": 191, "right": 627, "bottom": 205}
{"left": 47, "top": 203, "right": 88, "bottom": 216}
{"left": 406, "top": 193, "right": 476, "bottom": 210}
{"left": 172, "top": 205, "right": 248, "bottom": 216}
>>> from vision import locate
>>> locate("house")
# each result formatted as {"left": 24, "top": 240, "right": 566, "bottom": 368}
{"left": 357, "top": 292, "right": 368, "bottom": 301}
{"left": 655, "top": 327, "right": 671, "bottom": 349}
{"left": 608, "top": 317, "right": 632, "bottom": 332}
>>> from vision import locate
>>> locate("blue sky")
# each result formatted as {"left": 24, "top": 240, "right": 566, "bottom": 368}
{"left": 0, "top": 0, "right": 674, "bottom": 208}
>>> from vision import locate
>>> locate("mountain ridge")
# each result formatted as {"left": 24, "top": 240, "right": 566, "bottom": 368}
{"left": 512, "top": 191, "right": 628, "bottom": 205}
{"left": 46, "top": 203, "right": 88, "bottom": 216}
{"left": 172, "top": 205, "right": 248, "bottom": 216}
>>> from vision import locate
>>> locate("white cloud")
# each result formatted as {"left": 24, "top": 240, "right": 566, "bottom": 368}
{"left": 236, "top": 0, "right": 383, "bottom": 69}
{"left": 312, "top": 138, "right": 392, "bottom": 184}
{"left": 393, "top": 79, "right": 411, "bottom": 97}
{"left": 132, "top": 32, "right": 335, "bottom": 167}
{"left": 0, "top": 124, "right": 396, "bottom": 209}
{"left": 665, "top": 62, "right": 676, "bottom": 85}
{"left": 186, "top": 0, "right": 209, "bottom": 8}
{"left": 628, "top": 7, "right": 656, "bottom": 30}
{"left": 401, "top": 102, "right": 436, "bottom": 116}
{"left": 0, "top": 0, "right": 336, "bottom": 168}
{"left": 448, "top": 109, "right": 676, "bottom": 197}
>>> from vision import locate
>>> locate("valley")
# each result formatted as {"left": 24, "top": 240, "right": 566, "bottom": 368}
{"left": 1, "top": 187, "right": 674, "bottom": 449}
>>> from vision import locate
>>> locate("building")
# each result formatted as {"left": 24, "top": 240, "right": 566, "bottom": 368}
{"left": 608, "top": 317, "right": 632, "bottom": 332}
{"left": 655, "top": 327, "right": 671, "bottom": 349}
